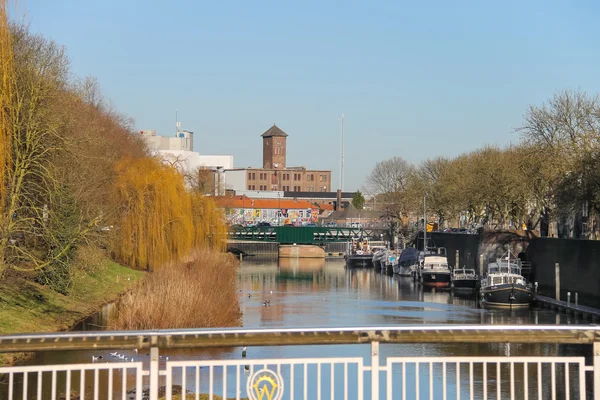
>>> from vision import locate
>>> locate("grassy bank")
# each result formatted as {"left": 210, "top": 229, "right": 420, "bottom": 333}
{"left": 110, "top": 249, "right": 240, "bottom": 330}
{"left": 0, "top": 254, "right": 144, "bottom": 365}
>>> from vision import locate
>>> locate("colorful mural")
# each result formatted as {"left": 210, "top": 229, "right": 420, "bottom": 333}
{"left": 227, "top": 207, "right": 318, "bottom": 226}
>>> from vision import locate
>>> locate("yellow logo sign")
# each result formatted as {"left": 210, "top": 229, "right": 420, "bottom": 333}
{"left": 247, "top": 368, "right": 284, "bottom": 400}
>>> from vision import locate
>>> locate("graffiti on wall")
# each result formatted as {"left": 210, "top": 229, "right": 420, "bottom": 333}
{"left": 226, "top": 207, "right": 319, "bottom": 226}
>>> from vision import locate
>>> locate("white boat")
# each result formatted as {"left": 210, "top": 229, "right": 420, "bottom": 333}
{"left": 371, "top": 247, "right": 388, "bottom": 270}
{"left": 418, "top": 248, "right": 451, "bottom": 288}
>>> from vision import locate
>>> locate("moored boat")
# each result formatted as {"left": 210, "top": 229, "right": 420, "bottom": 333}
{"left": 345, "top": 239, "right": 374, "bottom": 268}
{"left": 394, "top": 247, "right": 419, "bottom": 276}
{"left": 451, "top": 268, "right": 478, "bottom": 292}
{"left": 371, "top": 247, "right": 388, "bottom": 270}
{"left": 480, "top": 253, "right": 534, "bottom": 308}
{"left": 419, "top": 248, "right": 451, "bottom": 288}
{"left": 383, "top": 252, "right": 397, "bottom": 275}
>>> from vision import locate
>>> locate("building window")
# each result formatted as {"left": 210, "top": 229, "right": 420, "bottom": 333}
{"left": 248, "top": 185, "right": 252, "bottom": 190}
{"left": 323, "top": 174, "right": 327, "bottom": 182}
{"left": 251, "top": 185, "right": 256, "bottom": 190}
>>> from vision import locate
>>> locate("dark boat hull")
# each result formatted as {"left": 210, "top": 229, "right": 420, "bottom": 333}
{"left": 481, "top": 284, "right": 534, "bottom": 308}
{"left": 421, "top": 271, "right": 451, "bottom": 288}
{"left": 346, "top": 255, "right": 374, "bottom": 268}
{"left": 452, "top": 278, "right": 479, "bottom": 291}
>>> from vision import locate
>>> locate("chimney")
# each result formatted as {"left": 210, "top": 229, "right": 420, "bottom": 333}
{"left": 336, "top": 189, "right": 342, "bottom": 211}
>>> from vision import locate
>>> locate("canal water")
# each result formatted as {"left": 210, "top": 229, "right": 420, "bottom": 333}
{"left": 8, "top": 257, "right": 593, "bottom": 399}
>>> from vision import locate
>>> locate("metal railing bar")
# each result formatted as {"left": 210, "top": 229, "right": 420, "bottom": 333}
{"left": 235, "top": 365, "right": 240, "bottom": 400}
{"left": 429, "top": 362, "right": 433, "bottom": 400}
{"left": 181, "top": 366, "right": 186, "bottom": 400}
{"left": 0, "top": 361, "right": 143, "bottom": 373}
{"left": 415, "top": 361, "right": 419, "bottom": 400}
{"left": 209, "top": 365, "right": 213, "bottom": 400}
{"left": 22, "top": 371, "right": 27, "bottom": 400}
{"left": 107, "top": 368, "right": 113, "bottom": 400}
{"left": 38, "top": 370, "right": 42, "bottom": 400}
{"left": 330, "top": 362, "right": 335, "bottom": 400}
{"left": 551, "top": 362, "right": 556, "bottom": 400}
{"left": 303, "top": 363, "right": 307, "bottom": 400}
{"left": 121, "top": 368, "right": 126, "bottom": 400}
{"left": 165, "top": 357, "right": 364, "bottom": 367}
{"left": 317, "top": 363, "right": 321, "bottom": 400}
{"left": 1, "top": 325, "right": 598, "bottom": 353}
{"left": 94, "top": 368, "right": 99, "bottom": 400}
{"left": 523, "top": 362, "right": 528, "bottom": 400}
{"left": 387, "top": 356, "right": 586, "bottom": 363}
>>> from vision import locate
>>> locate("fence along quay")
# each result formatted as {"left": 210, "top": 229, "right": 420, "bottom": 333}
{"left": 1, "top": 325, "right": 599, "bottom": 399}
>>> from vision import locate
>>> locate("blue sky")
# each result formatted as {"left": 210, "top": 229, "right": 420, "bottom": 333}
{"left": 15, "top": 1, "right": 600, "bottom": 191}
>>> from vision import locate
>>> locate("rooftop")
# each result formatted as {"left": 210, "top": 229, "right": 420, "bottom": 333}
{"left": 261, "top": 124, "right": 288, "bottom": 138}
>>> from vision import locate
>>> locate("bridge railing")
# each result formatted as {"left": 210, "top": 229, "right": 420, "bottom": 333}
{"left": 1, "top": 325, "right": 599, "bottom": 399}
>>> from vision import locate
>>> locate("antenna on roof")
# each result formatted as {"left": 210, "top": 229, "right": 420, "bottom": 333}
{"left": 175, "top": 110, "right": 181, "bottom": 136}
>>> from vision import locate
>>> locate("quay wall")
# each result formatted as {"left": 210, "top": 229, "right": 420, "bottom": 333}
{"left": 526, "top": 238, "right": 600, "bottom": 309}
{"left": 426, "top": 232, "right": 600, "bottom": 308}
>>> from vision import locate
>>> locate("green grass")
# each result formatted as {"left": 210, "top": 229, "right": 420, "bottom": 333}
{"left": 0, "top": 259, "right": 144, "bottom": 365}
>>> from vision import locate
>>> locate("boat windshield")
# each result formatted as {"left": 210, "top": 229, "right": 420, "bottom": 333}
{"left": 424, "top": 263, "right": 448, "bottom": 269}
{"left": 490, "top": 275, "right": 526, "bottom": 286}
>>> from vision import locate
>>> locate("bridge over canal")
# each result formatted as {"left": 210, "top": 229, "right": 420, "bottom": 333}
{"left": 228, "top": 226, "right": 388, "bottom": 244}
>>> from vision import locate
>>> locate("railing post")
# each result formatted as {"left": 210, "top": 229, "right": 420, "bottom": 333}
{"left": 595, "top": 341, "right": 600, "bottom": 400}
{"left": 149, "top": 345, "right": 159, "bottom": 400}
{"left": 371, "top": 341, "right": 380, "bottom": 400}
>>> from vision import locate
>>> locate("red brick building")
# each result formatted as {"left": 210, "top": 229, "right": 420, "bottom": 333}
{"left": 230, "top": 124, "right": 332, "bottom": 192}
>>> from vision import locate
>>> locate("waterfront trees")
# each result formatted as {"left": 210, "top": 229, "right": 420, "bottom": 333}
{"left": 0, "top": 20, "right": 227, "bottom": 287}
{"left": 351, "top": 191, "right": 365, "bottom": 210}
{"left": 365, "top": 156, "right": 414, "bottom": 222}
{"left": 367, "top": 90, "right": 600, "bottom": 237}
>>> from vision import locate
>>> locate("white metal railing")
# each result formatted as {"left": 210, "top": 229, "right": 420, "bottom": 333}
{"left": 0, "top": 325, "right": 599, "bottom": 399}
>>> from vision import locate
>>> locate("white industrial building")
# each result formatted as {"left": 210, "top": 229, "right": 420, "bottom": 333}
{"left": 139, "top": 129, "right": 234, "bottom": 195}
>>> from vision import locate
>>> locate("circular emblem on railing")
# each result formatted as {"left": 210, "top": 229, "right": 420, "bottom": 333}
{"left": 247, "top": 368, "right": 284, "bottom": 400}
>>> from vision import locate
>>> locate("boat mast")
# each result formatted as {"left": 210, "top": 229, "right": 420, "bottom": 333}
{"left": 423, "top": 194, "right": 427, "bottom": 253}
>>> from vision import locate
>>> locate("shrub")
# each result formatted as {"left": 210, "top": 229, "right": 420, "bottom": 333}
{"left": 109, "top": 249, "right": 240, "bottom": 329}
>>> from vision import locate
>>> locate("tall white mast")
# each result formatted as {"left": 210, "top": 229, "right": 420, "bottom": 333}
{"left": 423, "top": 194, "right": 427, "bottom": 252}
{"left": 339, "top": 113, "right": 345, "bottom": 191}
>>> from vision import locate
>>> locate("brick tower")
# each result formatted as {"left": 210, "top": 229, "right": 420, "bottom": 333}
{"left": 261, "top": 124, "right": 288, "bottom": 169}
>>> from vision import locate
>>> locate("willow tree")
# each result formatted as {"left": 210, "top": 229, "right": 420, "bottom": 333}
{"left": 0, "top": 0, "right": 14, "bottom": 276}
{"left": 113, "top": 157, "right": 196, "bottom": 270}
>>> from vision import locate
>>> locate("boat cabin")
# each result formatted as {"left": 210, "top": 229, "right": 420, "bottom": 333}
{"left": 453, "top": 268, "right": 476, "bottom": 278}
{"left": 484, "top": 259, "right": 526, "bottom": 287}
